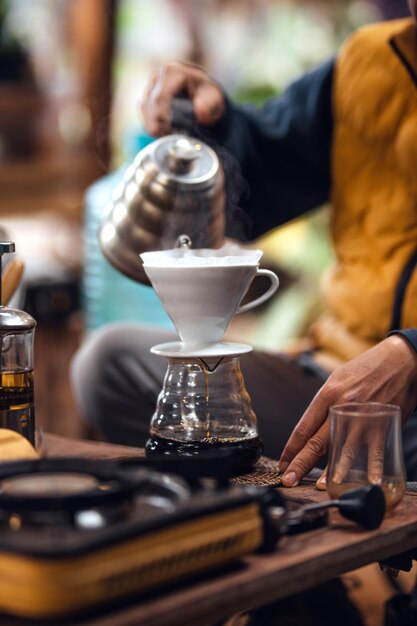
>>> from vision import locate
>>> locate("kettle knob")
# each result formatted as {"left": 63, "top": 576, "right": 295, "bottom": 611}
{"left": 167, "top": 137, "right": 202, "bottom": 174}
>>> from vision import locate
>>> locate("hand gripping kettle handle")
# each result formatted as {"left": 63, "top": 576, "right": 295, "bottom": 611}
{"left": 170, "top": 96, "right": 196, "bottom": 132}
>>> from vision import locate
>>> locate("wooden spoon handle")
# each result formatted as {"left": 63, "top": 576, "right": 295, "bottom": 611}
{"left": 2, "top": 258, "right": 24, "bottom": 305}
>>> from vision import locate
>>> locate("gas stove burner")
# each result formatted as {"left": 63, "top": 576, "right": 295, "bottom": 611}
{"left": 1, "top": 471, "right": 100, "bottom": 497}
{"left": 0, "top": 458, "right": 189, "bottom": 529}
{"left": 0, "top": 458, "right": 132, "bottom": 512}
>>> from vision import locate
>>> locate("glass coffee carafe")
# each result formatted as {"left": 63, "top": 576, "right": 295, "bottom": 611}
{"left": 146, "top": 351, "right": 262, "bottom": 476}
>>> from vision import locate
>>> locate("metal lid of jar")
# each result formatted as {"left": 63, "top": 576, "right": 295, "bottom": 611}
{"left": 0, "top": 307, "right": 36, "bottom": 331}
{"left": 0, "top": 242, "right": 36, "bottom": 330}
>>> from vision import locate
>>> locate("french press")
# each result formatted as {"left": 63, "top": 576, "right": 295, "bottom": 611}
{"left": 0, "top": 243, "right": 36, "bottom": 445}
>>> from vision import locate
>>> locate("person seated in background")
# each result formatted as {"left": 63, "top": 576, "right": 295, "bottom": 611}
{"left": 71, "top": 1, "right": 417, "bottom": 491}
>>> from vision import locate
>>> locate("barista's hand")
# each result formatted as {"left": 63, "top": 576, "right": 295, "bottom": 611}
{"left": 278, "top": 335, "right": 417, "bottom": 488}
{"left": 140, "top": 62, "right": 225, "bottom": 136}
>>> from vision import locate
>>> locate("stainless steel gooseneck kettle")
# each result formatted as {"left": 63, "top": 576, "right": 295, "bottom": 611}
{"left": 99, "top": 99, "right": 226, "bottom": 285}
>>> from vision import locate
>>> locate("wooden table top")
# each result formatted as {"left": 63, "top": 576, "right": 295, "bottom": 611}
{"left": 0, "top": 434, "right": 416, "bottom": 626}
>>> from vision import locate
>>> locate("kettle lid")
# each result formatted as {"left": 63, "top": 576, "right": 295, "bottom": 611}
{"left": 145, "top": 134, "right": 220, "bottom": 186}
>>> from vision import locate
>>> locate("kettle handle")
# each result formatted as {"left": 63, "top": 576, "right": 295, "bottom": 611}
{"left": 170, "top": 96, "right": 196, "bottom": 131}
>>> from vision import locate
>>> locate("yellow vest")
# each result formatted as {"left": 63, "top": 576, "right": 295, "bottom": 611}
{"left": 310, "top": 19, "right": 417, "bottom": 364}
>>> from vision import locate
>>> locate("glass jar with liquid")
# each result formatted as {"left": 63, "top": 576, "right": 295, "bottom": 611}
{"left": 0, "top": 308, "right": 36, "bottom": 446}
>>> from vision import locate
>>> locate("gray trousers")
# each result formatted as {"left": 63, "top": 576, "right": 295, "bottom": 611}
{"left": 70, "top": 323, "right": 417, "bottom": 479}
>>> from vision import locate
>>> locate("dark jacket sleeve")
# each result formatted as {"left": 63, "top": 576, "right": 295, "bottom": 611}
{"left": 388, "top": 329, "right": 417, "bottom": 355}
{"left": 207, "top": 58, "right": 335, "bottom": 240}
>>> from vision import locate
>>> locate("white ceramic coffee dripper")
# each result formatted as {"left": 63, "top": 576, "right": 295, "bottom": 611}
{"left": 140, "top": 243, "right": 279, "bottom": 353}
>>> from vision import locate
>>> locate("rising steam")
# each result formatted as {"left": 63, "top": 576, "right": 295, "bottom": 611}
{"left": 167, "top": 97, "right": 252, "bottom": 245}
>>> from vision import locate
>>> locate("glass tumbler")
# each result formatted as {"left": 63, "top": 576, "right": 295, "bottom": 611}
{"left": 327, "top": 403, "right": 406, "bottom": 514}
